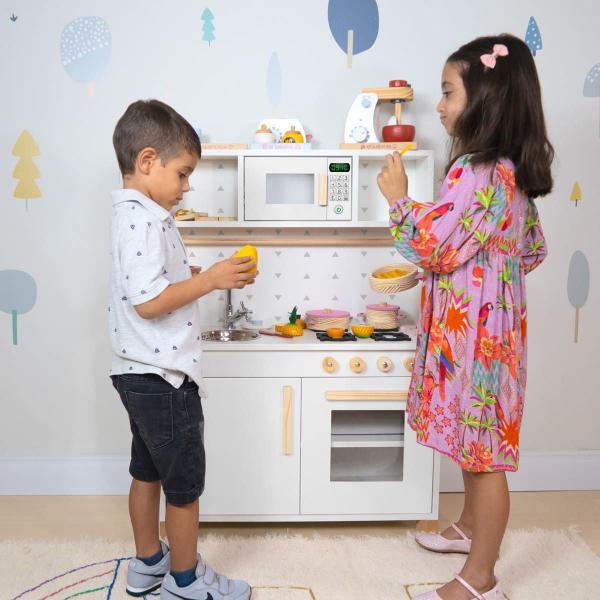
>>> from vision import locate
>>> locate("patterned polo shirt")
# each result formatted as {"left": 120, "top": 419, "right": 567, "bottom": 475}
{"left": 108, "top": 188, "right": 207, "bottom": 395}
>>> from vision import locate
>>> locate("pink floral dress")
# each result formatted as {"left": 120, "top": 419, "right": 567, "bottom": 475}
{"left": 389, "top": 154, "right": 546, "bottom": 472}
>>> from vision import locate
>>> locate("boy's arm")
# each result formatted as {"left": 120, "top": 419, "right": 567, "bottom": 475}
{"left": 135, "top": 256, "right": 256, "bottom": 319}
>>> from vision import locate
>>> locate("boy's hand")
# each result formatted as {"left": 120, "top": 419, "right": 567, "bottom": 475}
{"left": 377, "top": 152, "right": 409, "bottom": 205}
{"left": 206, "top": 256, "right": 258, "bottom": 290}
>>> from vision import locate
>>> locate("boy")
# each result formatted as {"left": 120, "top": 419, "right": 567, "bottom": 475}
{"left": 109, "top": 99, "right": 255, "bottom": 600}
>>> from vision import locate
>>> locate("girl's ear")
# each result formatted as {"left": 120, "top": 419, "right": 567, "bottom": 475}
{"left": 137, "top": 147, "right": 159, "bottom": 175}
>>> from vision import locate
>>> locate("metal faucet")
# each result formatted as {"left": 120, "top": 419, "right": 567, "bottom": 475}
{"left": 224, "top": 289, "right": 253, "bottom": 330}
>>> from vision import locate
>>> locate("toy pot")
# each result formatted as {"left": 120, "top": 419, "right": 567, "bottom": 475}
{"left": 382, "top": 124, "right": 415, "bottom": 142}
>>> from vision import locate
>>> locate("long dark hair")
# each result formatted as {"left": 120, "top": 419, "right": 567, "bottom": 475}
{"left": 446, "top": 34, "right": 554, "bottom": 198}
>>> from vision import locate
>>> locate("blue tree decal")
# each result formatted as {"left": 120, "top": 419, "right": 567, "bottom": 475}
{"left": 0, "top": 270, "right": 37, "bottom": 345}
{"left": 266, "top": 52, "right": 282, "bottom": 108}
{"left": 328, "top": 0, "right": 379, "bottom": 67}
{"left": 60, "top": 16, "right": 111, "bottom": 96}
{"left": 524, "top": 16, "right": 542, "bottom": 56}
{"left": 201, "top": 8, "right": 215, "bottom": 46}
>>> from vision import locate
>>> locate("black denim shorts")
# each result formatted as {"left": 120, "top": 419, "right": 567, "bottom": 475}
{"left": 111, "top": 373, "right": 205, "bottom": 505}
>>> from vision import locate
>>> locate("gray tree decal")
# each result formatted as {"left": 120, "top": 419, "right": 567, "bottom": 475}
{"left": 583, "top": 63, "right": 600, "bottom": 136}
{"left": 567, "top": 251, "right": 590, "bottom": 343}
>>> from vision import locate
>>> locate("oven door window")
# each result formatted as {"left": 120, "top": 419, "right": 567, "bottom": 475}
{"left": 266, "top": 174, "right": 314, "bottom": 205}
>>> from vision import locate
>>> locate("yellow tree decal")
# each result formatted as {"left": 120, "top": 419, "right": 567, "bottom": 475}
{"left": 12, "top": 130, "right": 41, "bottom": 211}
{"left": 570, "top": 181, "right": 582, "bottom": 207}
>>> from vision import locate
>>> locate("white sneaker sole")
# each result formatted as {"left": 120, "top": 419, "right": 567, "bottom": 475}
{"left": 126, "top": 580, "right": 164, "bottom": 597}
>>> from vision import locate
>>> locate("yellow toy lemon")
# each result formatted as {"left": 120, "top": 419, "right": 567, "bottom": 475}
{"left": 233, "top": 245, "right": 258, "bottom": 274}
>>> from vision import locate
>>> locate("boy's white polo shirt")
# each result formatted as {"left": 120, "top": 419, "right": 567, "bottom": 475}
{"left": 109, "top": 188, "right": 207, "bottom": 396}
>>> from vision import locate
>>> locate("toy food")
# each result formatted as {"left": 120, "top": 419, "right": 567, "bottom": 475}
{"left": 374, "top": 268, "right": 408, "bottom": 279}
{"left": 174, "top": 208, "right": 195, "bottom": 221}
{"left": 351, "top": 325, "right": 374, "bottom": 338}
{"left": 326, "top": 327, "right": 345, "bottom": 339}
{"left": 255, "top": 124, "right": 275, "bottom": 143}
{"left": 233, "top": 245, "right": 258, "bottom": 274}
{"left": 282, "top": 306, "right": 304, "bottom": 337}
{"left": 282, "top": 125, "right": 304, "bottom": 143}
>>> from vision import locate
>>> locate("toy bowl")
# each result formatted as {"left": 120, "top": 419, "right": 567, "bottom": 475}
{"left": 326, "top": 327, "right": 345, "bottom": 339}
{"left": 351, "top": 325, "right": 374, "bottom": 338}
{"left": 382, "top": 124, "right": 415, "bottom": 142}
{"left": 369, "top": 263, "right": 418, "bottom": 293}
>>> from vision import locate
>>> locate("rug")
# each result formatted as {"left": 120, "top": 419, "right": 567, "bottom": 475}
{"left": 3, "top": 528, "right": 599, "bottom": 599}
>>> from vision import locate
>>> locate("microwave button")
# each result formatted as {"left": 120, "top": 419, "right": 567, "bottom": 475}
{"left": 335, "top": 205, "right": 344, "bottom": 214}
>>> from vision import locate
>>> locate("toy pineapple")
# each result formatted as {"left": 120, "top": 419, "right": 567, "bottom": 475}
{"left": 282, "top": 306, "right": 304, "bottom": 337}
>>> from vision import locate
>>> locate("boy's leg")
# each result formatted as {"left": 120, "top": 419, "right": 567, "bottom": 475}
{"left": 129, "top": 478, "right": 162, "bottom": 557}
{"left": 165, "top": 498, "right": 200, "bottom": 571}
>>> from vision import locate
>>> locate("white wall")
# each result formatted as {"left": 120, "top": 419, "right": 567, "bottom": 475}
{"left": 1, "top": 0, "right": 599, "bottom": 492}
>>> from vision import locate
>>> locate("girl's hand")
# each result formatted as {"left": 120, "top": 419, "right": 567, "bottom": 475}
{"left": 377, "top": 152, "right": 409, "bottom": 205}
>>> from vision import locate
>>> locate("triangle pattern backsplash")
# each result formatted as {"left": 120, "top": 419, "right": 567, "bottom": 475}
{"left": 190, "top": 246, "right": 420, "bottom": 328}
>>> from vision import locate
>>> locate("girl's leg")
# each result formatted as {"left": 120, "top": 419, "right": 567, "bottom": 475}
{"left": 438, "top": 471, "right": 509, "bottom": 600}
{"left": 440, "top": 469, "right": 475, "bottom": 540}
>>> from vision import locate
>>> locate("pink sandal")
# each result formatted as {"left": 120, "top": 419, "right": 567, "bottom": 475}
{"left": 415, "top": 523, "right": 471, "bottom": 554}
{"left": 413, "top": 574, "right": 504, "bottom": 599}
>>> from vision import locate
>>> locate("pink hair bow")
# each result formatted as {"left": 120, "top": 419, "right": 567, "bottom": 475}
{"left": 480, "top": 44, "right": 509, "bottom": 69}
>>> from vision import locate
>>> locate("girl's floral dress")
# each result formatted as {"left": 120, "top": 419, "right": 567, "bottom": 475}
{"left": 389, "top": 154, "right": 546, "bottom": 472}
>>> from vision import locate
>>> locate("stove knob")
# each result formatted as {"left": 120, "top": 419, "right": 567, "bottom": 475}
{"left": 322, "top": 356, "right": 338, "bottom": 373}
{"left": 350, "top": 356, "right": 366, "bottom": 373}
{"left": 404, "top": 354, "right": 415, "bottom": 373}
{"left": 377, "top": 356, "right": 393, "bottom": 373}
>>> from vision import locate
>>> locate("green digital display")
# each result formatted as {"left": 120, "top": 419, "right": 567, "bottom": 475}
{"left": 329, "top": 162, "right": 351, "bottom": 173}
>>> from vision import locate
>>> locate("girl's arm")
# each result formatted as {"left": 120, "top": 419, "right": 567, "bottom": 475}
{"left": 384, "top": 155, "right": 500, "bottom": 274}
{"left": 522, "top": 199, "right": 547, "bottom": 275}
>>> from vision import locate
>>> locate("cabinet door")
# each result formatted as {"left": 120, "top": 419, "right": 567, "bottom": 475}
{"left": 301, "top": 378, "right": 434, "bottom": 516}
{"left": 200, "top": 378, "right": 301, "bottom": 516}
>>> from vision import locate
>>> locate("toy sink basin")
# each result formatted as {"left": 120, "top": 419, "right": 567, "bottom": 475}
{"left": 201, "top": 329, "right": 259, "bottom": 342}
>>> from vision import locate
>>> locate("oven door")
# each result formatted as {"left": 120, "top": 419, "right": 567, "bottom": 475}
{"left": 244, "top": 156, "right": 328, "bottom": 221}
{"left": 300, "top": 377, "right": 435, "bottom": 516}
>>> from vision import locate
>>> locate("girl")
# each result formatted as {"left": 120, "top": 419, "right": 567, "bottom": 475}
{"left": 377, "top": 34, "right": 553, "bottom": 600}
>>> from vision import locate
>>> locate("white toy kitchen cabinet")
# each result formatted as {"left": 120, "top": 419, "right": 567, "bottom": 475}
{"left": 199, "top": 378, "right": 301, "bottom": 517}
{"left": 164, "top": 344, "right": 440, "bottom": 524}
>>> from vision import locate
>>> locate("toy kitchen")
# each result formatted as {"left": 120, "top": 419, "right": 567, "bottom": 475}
{"left": 161, "top": 80, "right": 440, "bottom": 528}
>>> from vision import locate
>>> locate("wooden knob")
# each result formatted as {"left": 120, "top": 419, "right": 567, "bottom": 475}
{"left": 377, "top": 357, "right": 393, "bottom": 373}
{"left": 350, "top": 356, "right": 366, "bottom": 373}
{"left": 322, "top": 356, "right": 338, "bottom": 373}
{"left": 403, "top": 354, "right": 415, "bottom": 373}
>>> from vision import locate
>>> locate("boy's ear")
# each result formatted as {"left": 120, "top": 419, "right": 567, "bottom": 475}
{"left": 137, "top": 147, "right": 160, "bottom": 175}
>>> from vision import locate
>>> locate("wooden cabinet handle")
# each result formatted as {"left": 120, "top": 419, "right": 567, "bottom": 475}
{"left": 319, "top": 173, "right": 328, "bottom": 206}
{"left": 283, "top": 386, "right": 292, "bottom": 455}
{"left": 325, "top": 390, "right": 408, "bottom": 401}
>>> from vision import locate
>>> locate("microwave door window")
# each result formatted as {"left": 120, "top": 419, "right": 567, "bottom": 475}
{"left": 266, "top": 174, "right": 314, "bottom": 207}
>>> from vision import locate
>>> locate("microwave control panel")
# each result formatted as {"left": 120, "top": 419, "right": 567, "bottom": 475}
{"left": 327, "top": 157, "right": 352, "bottom": 220}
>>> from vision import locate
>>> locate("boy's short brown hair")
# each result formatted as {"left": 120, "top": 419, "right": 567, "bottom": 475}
{"left": 113, "top": 99, "right": 202, "bottom": 176}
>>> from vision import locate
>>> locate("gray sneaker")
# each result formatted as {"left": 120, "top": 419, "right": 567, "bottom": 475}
{"left": 160, "top": 555, "right": 251, "bottom": 600}
{"left": 126, "top": 540, "right": 170, "bottom": 596}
